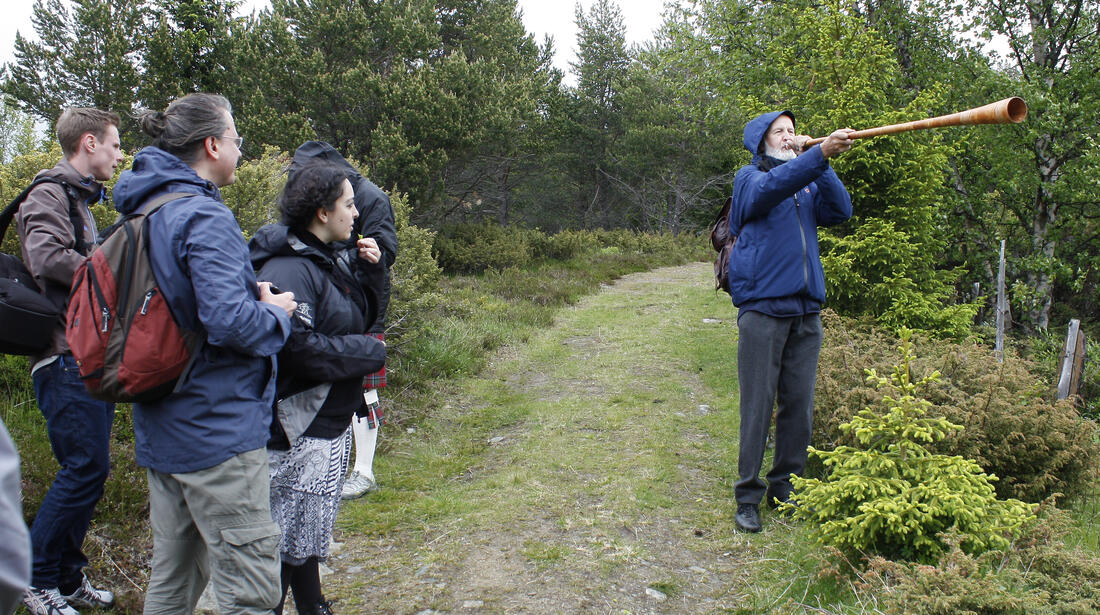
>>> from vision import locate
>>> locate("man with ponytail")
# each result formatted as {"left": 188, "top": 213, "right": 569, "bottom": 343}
{"left": 111, "top": 93, "right": 297, "bottom": 615}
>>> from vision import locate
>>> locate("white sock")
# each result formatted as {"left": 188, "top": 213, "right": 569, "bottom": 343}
{"left": 351, "top": 390, "right": 379, "bottom": 480}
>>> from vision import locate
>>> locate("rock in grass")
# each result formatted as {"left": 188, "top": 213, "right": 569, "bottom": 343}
{"left": 645, "top": 587, "right": 668, "bottom": 601}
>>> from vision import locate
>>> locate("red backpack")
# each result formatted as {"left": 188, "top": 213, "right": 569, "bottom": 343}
{"left": 66, "top": 193, "right": 203, "bottom": 402}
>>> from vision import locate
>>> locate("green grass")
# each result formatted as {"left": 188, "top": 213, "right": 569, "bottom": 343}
{"left": 328, "top": 263, "right": 877, "bottom": 612}
{"left": 7, "top": 240, "right": 1099, "bottom": 613}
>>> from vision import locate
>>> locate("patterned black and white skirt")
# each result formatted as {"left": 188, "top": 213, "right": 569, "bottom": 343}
{"left": 268, "top": 427, "right": 352, "bottom": 565}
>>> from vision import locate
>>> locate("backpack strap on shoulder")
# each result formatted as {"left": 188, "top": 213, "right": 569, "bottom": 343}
{"left": 0, "top": 177, "right": 90, "bottom": 254}
{"left": 139, "top": 192, "right": 193, "bottom": 217}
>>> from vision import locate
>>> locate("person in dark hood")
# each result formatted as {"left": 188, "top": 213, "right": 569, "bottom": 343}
{"left": 112, "top": 93, "right": 297, "bottom": 615}
{"left": 286, "top": 141, "right": 397, "bottom": 500}
{"left": 249, "top": 164, "right": 386, "bottom": 615}
{"left": 728, "top": 111, "right": 855, "bottom": 533}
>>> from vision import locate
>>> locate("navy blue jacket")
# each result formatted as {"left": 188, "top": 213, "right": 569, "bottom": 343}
{"left": 112, "top": 147, "right": 292, "bottom": 473}
{"left": 728, "top": 111, "right": 852, "bottom": 314}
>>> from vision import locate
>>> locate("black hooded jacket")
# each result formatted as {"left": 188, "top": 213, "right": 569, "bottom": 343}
{"left": 289, "top": 141, "right": 397, "bottom": 334}
{"left": 249, "top": 224, "right": 386, "bottom": 447}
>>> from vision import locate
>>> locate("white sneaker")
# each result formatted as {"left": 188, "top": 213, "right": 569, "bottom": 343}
{"left": 61, "top": 574, "right": 115, "bottom": 609}
{"left": 22, "top": 586, "right": 80, "bottom": 615}
{"left": 341, "top": 471, "right": 377, "bottom": 500}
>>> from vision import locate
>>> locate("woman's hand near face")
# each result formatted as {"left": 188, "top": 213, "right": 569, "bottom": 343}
{"left": 357, "top": 237, "right": 382, "bottom": 264}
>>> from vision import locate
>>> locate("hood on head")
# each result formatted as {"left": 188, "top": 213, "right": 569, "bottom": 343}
{"left": 289, "top": 141, "right": 389, "bottom": 237}
{"left": 743, "top": 110, "right": 796, "bottom": 162}
{"left": 112, "top": 147, "right": 218, "bottom": 215}
{"left": 289, "top": 141, "right": 357, "bottom": 177}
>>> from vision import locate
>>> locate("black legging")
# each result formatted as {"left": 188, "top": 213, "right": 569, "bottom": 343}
{"left": 275, "top": 557, "right": 323, "bottom": 615}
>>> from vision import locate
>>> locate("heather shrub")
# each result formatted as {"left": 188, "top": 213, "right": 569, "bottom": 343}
{"left": 432, "top": 224, "right": 709, "bottom": 274}
{"left": 387, "top": 191, "right": 442, "bottom": 342}
{"left": 543, "top": 229, "right": 590, "bottom": 261}
{"left": 865, "top": 507, "right": 1100, "bottom": 614}
{"left": 814, "top": 311, "right": 1100, "bottom": 502}
{"left": 790, "top": 331, "right": 1035, "bottom": 563}
{"left": 432, "top": 222, "right": 535, "bottom": 273}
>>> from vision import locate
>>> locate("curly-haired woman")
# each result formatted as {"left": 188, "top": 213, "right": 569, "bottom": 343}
{"left": 249, "top": 164, "right": 386, "bottom": 615}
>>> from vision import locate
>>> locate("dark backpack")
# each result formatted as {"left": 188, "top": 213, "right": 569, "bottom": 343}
{"left": 0, "top": 178, "right": 87, "bottom": 355}
{"left": 709, "top": 197, "right": 738, "bottom": 295}
{"left": 66, "top": 193, "right": 203, "bottom": 403}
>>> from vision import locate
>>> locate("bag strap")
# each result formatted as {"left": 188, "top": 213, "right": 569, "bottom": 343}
{"left": 0, "top": 177, "right": 89, "bottom": 252}
{"left": 138, "top": 192, "right": 193, "bottom": 218}
{"left": 110, "top": 192, "right": 192, "bottom": 326}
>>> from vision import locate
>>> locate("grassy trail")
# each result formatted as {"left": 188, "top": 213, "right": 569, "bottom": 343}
{"left": 327, "top": 262, "right": 823, "bottom": 614}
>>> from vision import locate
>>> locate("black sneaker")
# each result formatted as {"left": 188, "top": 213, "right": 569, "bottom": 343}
{"left": 735, "top": 503, "right": 762, "bottom": 533}
{"left": 60, "top": 574, "right": 115, "bottom": 609}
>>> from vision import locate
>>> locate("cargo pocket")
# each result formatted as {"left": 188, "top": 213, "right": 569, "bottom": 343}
{"left": 216, "top": 522, "right": 282, "bottom": 610}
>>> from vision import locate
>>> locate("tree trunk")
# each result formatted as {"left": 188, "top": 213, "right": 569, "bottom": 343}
{"left": 1024, "top": 132, "right": 1061, "bottom": 331}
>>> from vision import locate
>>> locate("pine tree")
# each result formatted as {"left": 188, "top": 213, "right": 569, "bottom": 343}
{"left": 2, "top": 0, "right": 145, "bottom": 142}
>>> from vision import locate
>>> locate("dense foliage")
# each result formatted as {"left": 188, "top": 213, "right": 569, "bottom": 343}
{"left": 791, "top": 331, "right": 1035, "bottom": 563}
{"left": 864, "top": 509, "right": 1100, "bottom": 614}
{"left": 814, "top": 311, "right": 1100, "bottom": 502}
{"left": 3, "top": 0, "right": 1098, "bottom": 336}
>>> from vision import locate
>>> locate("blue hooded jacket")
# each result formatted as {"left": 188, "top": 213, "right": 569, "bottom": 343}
{"left": 728, "top": 111, "right": 852, "bottom": 314}
{"left": 112, "top": 147, "right": 291, "bottom": 473}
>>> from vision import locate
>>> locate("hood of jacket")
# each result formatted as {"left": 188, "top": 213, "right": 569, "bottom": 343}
{"left": 113, "top": 146, "right": 222, "bottom": 215}
{"left": 288, "top": 141, "right": 392, "bottom": 240}
{"left": 743, "top": 110, "right": 796, "bottom": 164}
{"left": 249, "top": 223, "right": 334, "bottom": 273}
{"left": 249, "top": 222, "right": 376, "bottom": 323}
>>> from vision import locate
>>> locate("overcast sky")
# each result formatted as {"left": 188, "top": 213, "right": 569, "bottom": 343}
{"left": 2, "top": 0, "right": 668, "bottom": 77}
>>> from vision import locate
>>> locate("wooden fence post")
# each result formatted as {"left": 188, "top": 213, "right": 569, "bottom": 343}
{"left": 1056, "top": 319, "right": 1085, "bottom": 400}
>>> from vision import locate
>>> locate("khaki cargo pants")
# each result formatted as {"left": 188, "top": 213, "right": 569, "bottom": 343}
{"left": 143, "top": 447, "right": 281, "bottom": 615}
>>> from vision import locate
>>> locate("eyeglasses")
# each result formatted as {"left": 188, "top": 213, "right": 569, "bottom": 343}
{"left": 219, "top": 135, "right": 244, "bottom": 149}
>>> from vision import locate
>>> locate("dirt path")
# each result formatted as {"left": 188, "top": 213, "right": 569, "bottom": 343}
{"left": 324, "top": 263, "right": 775, "bottom": 614}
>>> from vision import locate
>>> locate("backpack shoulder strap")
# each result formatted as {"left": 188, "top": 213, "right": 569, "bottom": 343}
{"left": 0, "top": 177, "right": 79, "bottom": 245}
{"left": 139, "top": 192, "right": 193, "bottom": 217}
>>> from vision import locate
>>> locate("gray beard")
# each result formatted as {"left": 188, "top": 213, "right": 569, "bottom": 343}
{"left": 765, "top": 144, "right": 797, "bottom": 161}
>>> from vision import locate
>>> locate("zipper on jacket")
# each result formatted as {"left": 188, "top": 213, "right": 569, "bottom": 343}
{"left": 794, "top": 192, "right": 810, "bottom": 292}
{"left": 140, "top": 290, "right": 155, "bottom": 315}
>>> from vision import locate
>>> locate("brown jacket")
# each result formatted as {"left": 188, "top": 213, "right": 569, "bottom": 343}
{"left": 15, "top": 159, "right": 104, "bottom": 365}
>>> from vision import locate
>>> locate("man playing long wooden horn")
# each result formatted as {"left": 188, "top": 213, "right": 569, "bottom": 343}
{"left": 727, "top": 111, "right": 855, "bottom": 533}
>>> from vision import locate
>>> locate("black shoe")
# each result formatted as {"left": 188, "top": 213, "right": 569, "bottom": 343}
{"left": 765, "top": 490, "right": 790, "bottom": 509}
{"left": 735, "top": 503, "right": 762, "bottom": 533}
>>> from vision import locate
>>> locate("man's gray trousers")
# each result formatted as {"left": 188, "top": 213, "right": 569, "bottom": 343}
{"left": 734, "top": 310, "right": 823, "bottom": 506}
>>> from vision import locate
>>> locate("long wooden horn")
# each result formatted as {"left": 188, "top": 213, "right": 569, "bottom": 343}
{"left": 803, "top": 97, "right": 1027, "bottom": 146}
